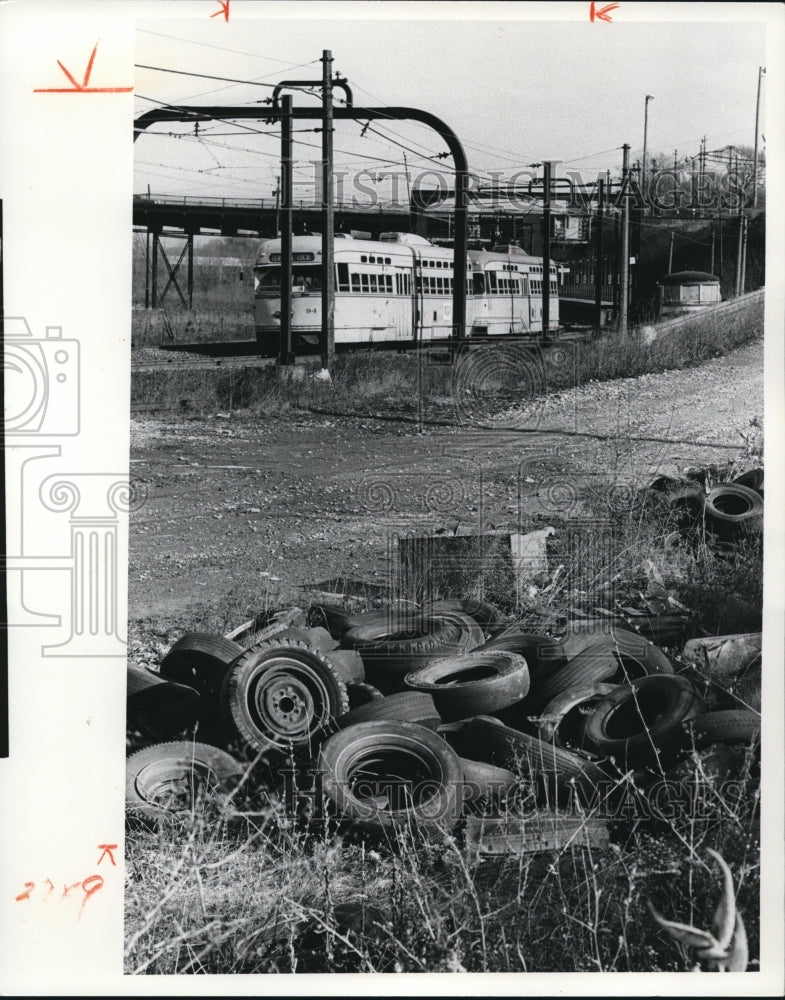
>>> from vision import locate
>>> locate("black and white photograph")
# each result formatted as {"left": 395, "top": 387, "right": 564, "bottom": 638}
{"left": 1, "top": 1, "right": 784, "bottom": 993}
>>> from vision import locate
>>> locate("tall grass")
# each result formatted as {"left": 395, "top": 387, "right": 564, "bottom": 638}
{"left": 126, "top": 451, "right": 762, "bottom": 974}
{"left": 131, "top": 296, "right": 763, "bottom": 418}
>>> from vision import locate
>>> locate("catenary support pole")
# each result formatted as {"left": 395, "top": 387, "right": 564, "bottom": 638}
{"left": 280, "top": 95, "right": 293, "bottom": 364}
{"left": 619, "top": 144, "right": 630, "bottom": 334}
{"left": 542, "top": 161, "right": 551, "bottom": 340}
{"left": 594, "top": 178, "right": 605, "bottom": 330}
{"left": 320, "top": 50, "right": 335, "bottom": 369}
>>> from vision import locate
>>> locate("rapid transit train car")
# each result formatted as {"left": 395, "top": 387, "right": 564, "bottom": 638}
{"left": 252, "top": 232, "right": 559, "bottom": 355}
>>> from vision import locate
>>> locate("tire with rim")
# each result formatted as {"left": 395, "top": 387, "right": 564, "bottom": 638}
{"left": 317, "top": 720, "right": 464, "bottom": 836}
{"left": 454, "top": 717, "right": 607, "bottom": 805}
{"left": 582, "top": 674, "right": 705, "bottom": 770}
{"left": 337, "top": 691, "right": 441, "bottom": 731}
{"left": 126, "top": 741, "right": 243, "bottom": 821}
{"left": 159, "top": 632, "right": 244, "bottom": 708}
{"left": 221, "top": 639, "right": 349, "bottom": 753}
{"left": 537, "top": 683, "right": 617, "bottom": 751}
{"left": 404, "top": 650, "right": 529, "bottom": 721}
{"left": 681, "top": 709, "right": 760, "bottom": 750}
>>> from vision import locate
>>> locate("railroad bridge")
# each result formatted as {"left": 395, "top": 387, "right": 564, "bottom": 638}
{"left": 134, "top": 192, "right": 617, "bottom": 320}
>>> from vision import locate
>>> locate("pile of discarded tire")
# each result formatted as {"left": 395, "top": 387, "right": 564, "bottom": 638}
{"left": 646, "top": 467, "right": 763, "bottom": 546}
{"left": 126, "top": 599, "right": 760, "bottom": 835}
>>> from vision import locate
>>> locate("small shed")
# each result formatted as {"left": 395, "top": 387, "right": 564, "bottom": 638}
{"left": 657, "top": 270, "right": 722, "bottom": 317}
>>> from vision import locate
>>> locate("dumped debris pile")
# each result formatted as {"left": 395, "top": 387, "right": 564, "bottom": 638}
{"left": 126, "top": 597, "right": 761, "bottom": 845}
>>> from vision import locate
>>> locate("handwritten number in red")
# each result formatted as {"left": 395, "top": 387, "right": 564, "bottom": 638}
{"left": 15, "top": 882, "right": 35, "bottom": 902}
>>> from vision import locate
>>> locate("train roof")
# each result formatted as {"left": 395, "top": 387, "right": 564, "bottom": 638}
{"left": 658, "top": 270, "right": 720, "bottom": 285}
{"left": 255, "top": 232, "right": 447, "bottom": 259}
{"left": 468, "top": 249, "right": 545, "bottom": 267}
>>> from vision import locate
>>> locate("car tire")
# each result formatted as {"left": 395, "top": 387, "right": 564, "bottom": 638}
{"left": 337, "top": 691, "right": 441, "bottom": 731}
{"left": 682, "top": 709, "right": 760, "bottom": 750}
{"left": 404, "top": 650, "right": 529, "bottom": 721}
{"left": 221, "top": 640, "right": 349, "bottom": 753}
{"left": 317, "top": 720, "right": 464, "bottom": 835}
{"left": 126, "top": 740, "right": 243, "bottom": 821}
{"left": 536, "top": 683, "right": 618, "bottom": 751}
{"left": 582, "top": 674, "right": 705, "bottom": 770}
{"left": 159, "top": 632, "right": 244, "bottom": 709}
{"left": 454, "top": 717, "right": 607, "bottom": 805}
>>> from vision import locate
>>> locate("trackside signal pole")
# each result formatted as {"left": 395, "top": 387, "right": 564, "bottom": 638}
{"left": 321, "top": 49, "right": 335, "bottom": 369}
{"left": 280, "top": 95, "right": 294, "bottom": 365}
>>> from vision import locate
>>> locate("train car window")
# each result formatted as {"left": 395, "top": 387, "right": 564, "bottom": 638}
{"left": 386, "top": 275, "right": 393, "bottom": 293}
{"left": 385, "top": 257, "right": 391, "bottom": 265}
{"left": 361, "top": 274, "right": 369, "bottom": 292}
{"left": 361, "top": 255, "right": 368, "bottom": 263}
{"left": 472, "top": 273, "right": 485, "bottom": 295}
{"left": 351, "top": 273, "right": 361, "bottom": 292}
{"left": 337, "top": 263, "right": 350, "bottom": 292}
{"left": 488, "top": 272, "right": 498, "bottom": 293}
{"left": 258, "top": 268, "right": 281, "bottom": 292}
{"left": 369, "top": 274, "right": 378, "bottom": 293}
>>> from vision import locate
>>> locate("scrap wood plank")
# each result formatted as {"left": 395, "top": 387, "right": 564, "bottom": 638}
{"left": 465, "top": 813, "right": 610, "bottom": 856}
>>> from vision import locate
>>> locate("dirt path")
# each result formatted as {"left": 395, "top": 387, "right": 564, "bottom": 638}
{"left": 129, "top": 339, "right": 763, "bottom": 625}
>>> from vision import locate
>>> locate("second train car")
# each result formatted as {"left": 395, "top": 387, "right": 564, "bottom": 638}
{"left": 252, "top": 232, "right": 559, "bottom": 355}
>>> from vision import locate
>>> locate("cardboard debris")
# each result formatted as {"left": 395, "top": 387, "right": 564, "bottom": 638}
{"left": 682, "top": 633, "right": 762, "bottom": 683}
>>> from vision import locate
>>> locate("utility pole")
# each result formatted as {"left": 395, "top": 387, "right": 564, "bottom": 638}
{"left": 710, "top": 225, "right": 715, "bottom": 275}
{"left": 642, "top": 94, "right": 653, "bottom": 206}
{"left": 668, "top": 229, "right": 675, "bottom": 273}
{"left": 752, "top": 66, "right": 766, "bottom": 208}
{"left": 320, "top": 49, "right": 335, "bottom": 369}
{"left": 279, "top": 96, "right": 293, "bottom": 365}
{"left": 739, "top": 214, "right": 748, "bottom": 295}
{"left": 619, "top": 144, "right": 630, "bottom": 334}
{"left": 542, "top": 160, "right": 552, "bottom": 341}
{"left": 594, "top": 178, "right": 605, "bottom": 331}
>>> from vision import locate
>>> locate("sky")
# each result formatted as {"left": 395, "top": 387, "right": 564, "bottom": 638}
{"left": 133, "top": 3, "right": 769, "bottom": 203}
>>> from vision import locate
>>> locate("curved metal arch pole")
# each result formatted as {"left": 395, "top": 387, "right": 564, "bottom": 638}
{"left": 134, "top": 104, "right": 468, "bottom": 340}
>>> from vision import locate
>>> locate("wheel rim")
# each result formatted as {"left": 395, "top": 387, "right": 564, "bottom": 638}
{"left": 134, "top": 758, "right": 221, "bottom": 811}
{"left": 243, "top": 657, "right": 334, "bottom": 745}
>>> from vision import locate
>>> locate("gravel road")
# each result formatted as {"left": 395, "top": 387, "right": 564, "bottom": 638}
{"left": 129, "top": 339, "right": 763, "bottom": 624}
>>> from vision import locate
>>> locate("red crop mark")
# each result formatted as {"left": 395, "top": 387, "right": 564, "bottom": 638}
{"left": 590, "top": 1, "right": 620, "bottom": 22}
{"left": 34, "top": 40, "right": 133, "bottom": 93}
{"left": 210, "top": 0, "right": 230, "bottom": 21}
{"left": 96, "top": 844, "right": 118, "bottom": 867}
